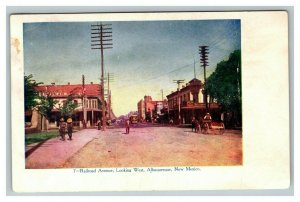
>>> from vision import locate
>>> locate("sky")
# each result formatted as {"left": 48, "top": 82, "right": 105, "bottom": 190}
{"left": 24, "top": 20, "right": 241, "bottom": 116}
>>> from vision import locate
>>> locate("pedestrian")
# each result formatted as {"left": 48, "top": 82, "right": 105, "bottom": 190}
{"left": 59, "top": 118, "right": 67, "bottom": 141}
{"left": 83, "top": 119, "right": 87, "bottom": 129}
{"left": 191, "top": 116, "right": 196, "bottom": 132}
{"left": 169, "top": 118, "right": 173, "bottom": 125}
{"left": 67, "top": 117, "right": 73, "bottom": 140}
{"left": 97, "top": 119, "right": 101, "bottom": 130}
{"left": 125, "top": 119, "right": 130, "bottom": 134}
{"left": 195, "top": 119, "right": 200, "bottom": 133}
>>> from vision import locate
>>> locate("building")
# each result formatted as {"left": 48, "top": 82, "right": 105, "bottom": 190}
{"left": 137, "top": 99, "right": 145, "bottom": 121}
{"left": 25, "top": 81, "right": 106, "bottom": 132}
{"left": 137, "top": 95, "right": 168, "bottom": 122}
{"left": 166, "top": 78, "right": 221, "bottom": 124}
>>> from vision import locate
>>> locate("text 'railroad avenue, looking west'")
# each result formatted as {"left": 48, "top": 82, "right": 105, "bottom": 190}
{"left": 23, "top": 20, "right": 242, "bottom": 169}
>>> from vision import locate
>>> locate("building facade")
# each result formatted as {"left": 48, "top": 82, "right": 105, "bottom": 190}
{"left": 137, "top": 99, "right": 145, "bottom": 121}
{"left": 166, "top": 78, "right": 221, "bottom": 124}
{"left": 30, "top": 82, "right": 105, "bottom": 130}
{"left": 137, "top": 95, "right": 168, "bottom": 122}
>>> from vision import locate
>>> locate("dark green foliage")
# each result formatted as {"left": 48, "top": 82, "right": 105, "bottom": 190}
{"left": 205, "top": 50, "right": 241, "bottom": 126}
{"left": 24, "top": 74, "right": 43, "bottom": 110}
{"left": 37, "top": 95, "right": 58, "bottom": 119}
{"left": 59, "top": 95, "right": 78, "bottom": 118}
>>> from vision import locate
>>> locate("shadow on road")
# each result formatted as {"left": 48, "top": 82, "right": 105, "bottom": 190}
{"left": 25, "top": 140, "right": 51, "bottom": 158}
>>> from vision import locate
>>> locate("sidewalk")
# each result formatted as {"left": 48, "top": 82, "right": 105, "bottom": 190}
{"left": 25, "top": 129, "right": 100, "bottom": 169}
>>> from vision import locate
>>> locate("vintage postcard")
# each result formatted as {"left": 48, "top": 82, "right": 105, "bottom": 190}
{"left": 10, "top": 11, "right": 290, "bottom": 192}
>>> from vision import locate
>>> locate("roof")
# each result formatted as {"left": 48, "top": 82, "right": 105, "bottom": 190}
{"left": 188, "top": 78, "right": 202, "bottom": 85}
{"left": 166, "top": 78, "right": 203, "bottom": 98}
{"left": 35, "top": 84, "right": 101, "bottom": 98}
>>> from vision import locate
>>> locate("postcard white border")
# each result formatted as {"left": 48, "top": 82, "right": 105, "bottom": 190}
{"left": 10, "top": 11, "right": 290, "bottom": 192}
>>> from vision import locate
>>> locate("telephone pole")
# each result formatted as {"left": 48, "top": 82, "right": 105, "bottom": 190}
{"left": 173, "top": 79, "right": 185, "bottom": 124}
{"left": 199, "top": 45, "right": 209, "bottom": 111}
{"left": 193, "top": 57, "right": 196, "bottom": 79}
{"left": 82, "top": 75, "right": 87, "bottom": 124}
{"left": 105, "top": 72, "right": 114, "bottom": 120}
{"left": 91, "top": 23, "right": 113, "bottom": 131}
{"left": 173, "top": 79, "right": 185, "bottom": 90}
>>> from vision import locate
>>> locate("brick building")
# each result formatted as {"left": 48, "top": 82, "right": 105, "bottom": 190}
{"left": 137, "top": 95, "right": 168, "bottom": 122}
{"left": 166, "top": 78, "right": 221, "bottom": 124}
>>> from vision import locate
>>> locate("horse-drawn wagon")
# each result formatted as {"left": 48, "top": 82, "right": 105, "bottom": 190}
{"left": 201, "top": 119, "right": 225, "bottom": 135}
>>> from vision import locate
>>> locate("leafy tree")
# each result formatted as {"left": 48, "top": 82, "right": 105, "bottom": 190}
{"left": 59, "top": 95, "right": 78, "bottom": 118}
{"left": 24, "top": 74, "right": 43, "bottom": 110}
{"left": 205, "top": 50, "right": 241, "bottom": 127}
{"left": 37, "top": 95, "right": 58, "bottom": 131}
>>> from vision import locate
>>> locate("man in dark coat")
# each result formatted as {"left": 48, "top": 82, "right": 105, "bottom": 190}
{"left": 67, "top": 117, "right": 73, "bottom": 140}
{"left": 59, "top": 118, "right": 67, "bottom": 141}
{"left": 125, "top": 119, "right": 130, "bottom": 134}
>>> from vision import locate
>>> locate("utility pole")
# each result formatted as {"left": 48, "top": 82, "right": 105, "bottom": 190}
{"left": 82, "top": 75, "right": 87, "bottom": 125}
{"left": 199, "top": 45, "right": 209, "bottom": 111}
{"left": 173, "top": 79, "right": 185, "bottom": 90}
{"left": 91, "top": 23, "right": 113, "bottom": 131}
{"left": 193, "top": 56, "right": 196, "bottom": 79}
{"left": 173, "top": 79, "right": 185, "bottom": 124}
{"left": 105, "top": 72, "right": 114, "bottom": 120}
{"left": 161, "top": 89, "right": 164, "bottom": 101}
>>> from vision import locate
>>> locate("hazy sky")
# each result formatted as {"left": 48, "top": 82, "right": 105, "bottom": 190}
{"left": 24, "top": 20, "right": 240, "bottom": 116}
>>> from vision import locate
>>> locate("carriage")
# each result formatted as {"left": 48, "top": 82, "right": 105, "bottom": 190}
{"left": 200, "top": 119, "right": 225, "bottom": 135}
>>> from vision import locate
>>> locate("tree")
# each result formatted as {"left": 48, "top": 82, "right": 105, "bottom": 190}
{"left": 24, "top": 74, "right": 43, "bottom": 110}
{"left": 205, "top": 50, "right": 241, "bottom": 127}
{"left": 37, "top": 95, "right": 57, "bottom": 131}
{"left": 59, "top": 95, "right": 78, "bottom": 118}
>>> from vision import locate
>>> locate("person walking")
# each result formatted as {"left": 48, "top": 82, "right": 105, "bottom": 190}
{"left": 125, "top": 119, "right": 130, "bottom": 134}
{"left": 83, "top": 119, "right": 87, "bottom": 129}
{"left": 59, "top": 118, "right": 67, "bottom": 141}
{"left": 97, "top": 119, "right": 101, "bottom": 130}
{"left": 191, "top": 116, "right": 196, "bottom": 132}
{"left": 67, "top": 117, "right": 73, "bottom": 140}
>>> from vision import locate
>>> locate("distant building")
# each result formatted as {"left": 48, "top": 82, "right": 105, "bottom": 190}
{"left": 137, "top": 99, "right": 145, "bottom": 121}
{"left": 166, "top": 78, "right": 221, "bottom": 124}
{"left": 137, "top": 95, "right": 168, "bottom": 122}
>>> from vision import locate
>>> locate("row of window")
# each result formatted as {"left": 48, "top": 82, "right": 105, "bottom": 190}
{"left": 40, "top": 92, "right": 79, "bottom": 96}
{"left": 53, "top": 98, "right": 98, "bottom": 109}
{"left": 84, "top": 99, "right": 98, "bottom": 109}
{"left": 168, "top": 92, "right": 191, "bottom": 108}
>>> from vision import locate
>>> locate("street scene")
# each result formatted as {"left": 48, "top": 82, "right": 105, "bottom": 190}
{"left": 24, "top": 20, "right": 242, "bottom": 168}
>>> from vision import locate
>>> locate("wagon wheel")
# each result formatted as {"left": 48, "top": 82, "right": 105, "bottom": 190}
{"left": 219, "top": 122, "right": 225, "bottom": 135}
{"left": 201, "top": 123, "right": 209, "bottom": 134}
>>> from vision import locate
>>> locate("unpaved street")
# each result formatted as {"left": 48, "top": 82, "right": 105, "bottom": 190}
{"left": 63, "top": 126, "right": 242, "bottom": 168}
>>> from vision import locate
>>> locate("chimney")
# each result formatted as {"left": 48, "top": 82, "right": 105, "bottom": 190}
{"left": 51, "top": 82, "right": 55, "bottom": 86}
{"left": 90, "top": 82, "right": 93, "bottom": 84}
{"left": 67, "top": 82, "right": 70, "bottom": 85}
